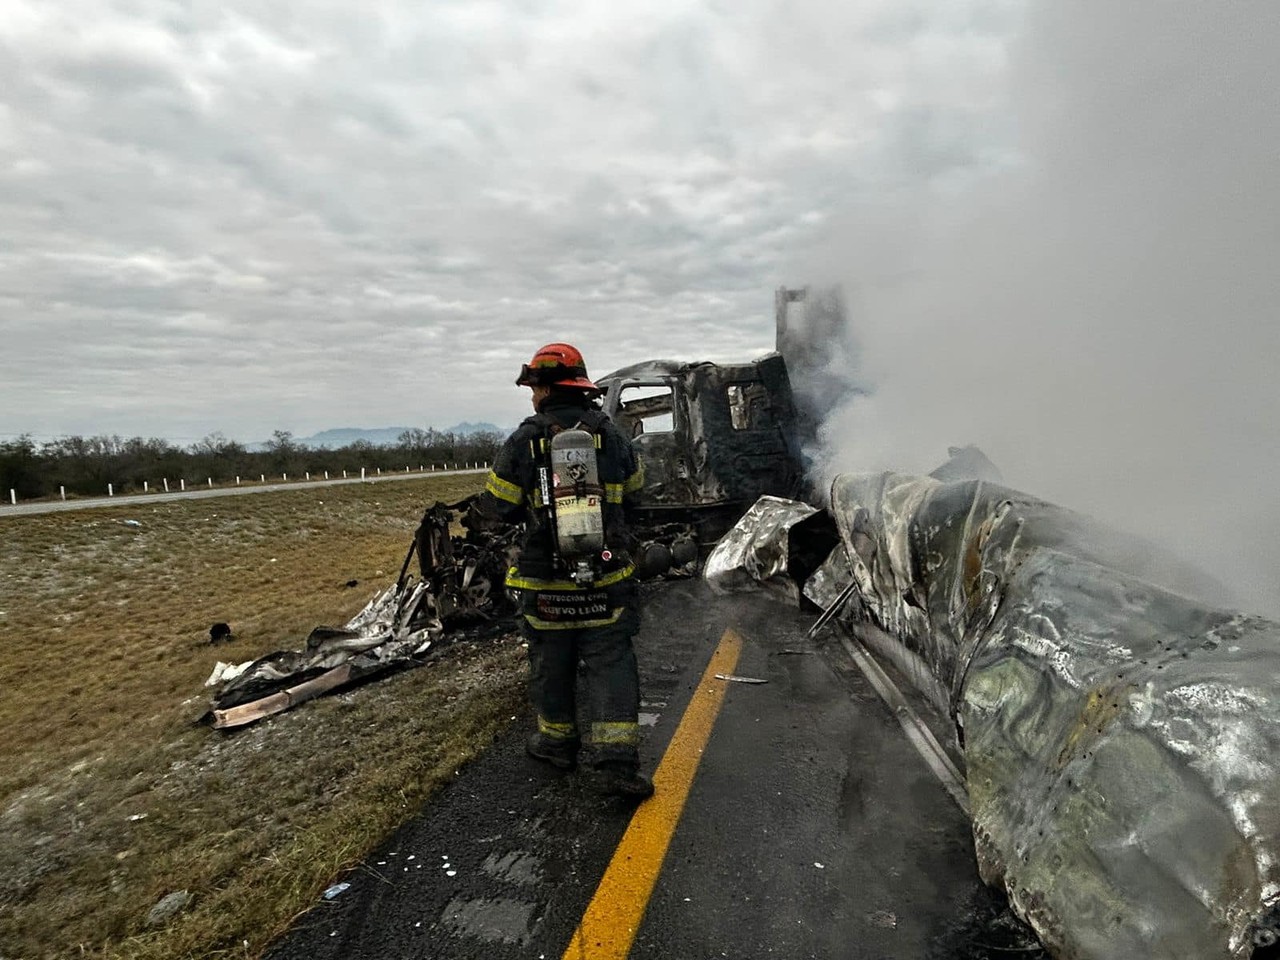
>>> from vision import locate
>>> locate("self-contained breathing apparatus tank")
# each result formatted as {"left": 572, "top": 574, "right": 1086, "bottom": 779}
{"left": 545, "top": 427, "right": 607, "bottom": 584}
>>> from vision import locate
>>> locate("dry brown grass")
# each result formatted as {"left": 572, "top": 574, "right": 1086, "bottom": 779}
{"left": 0, "top": 476, "right": 527, "bottom": 960}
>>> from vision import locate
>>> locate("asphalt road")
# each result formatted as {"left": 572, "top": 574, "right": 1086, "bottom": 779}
{"left": 265, "top": 581, "right": 1046, "bottom": 960}
{"left": 0, "top": 468, "right": 487, "bottom": 517}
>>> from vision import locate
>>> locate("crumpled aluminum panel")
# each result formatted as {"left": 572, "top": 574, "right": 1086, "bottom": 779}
{"left": 703, "top": 495, "right": 821, "bottom": 603}
{"left": 827, "top": 471, "right": 1280, "bottom": 959}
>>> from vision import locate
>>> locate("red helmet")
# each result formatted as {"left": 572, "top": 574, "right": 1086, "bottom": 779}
{"left": 515, "top": 342, "right": 600, "bottom": 392}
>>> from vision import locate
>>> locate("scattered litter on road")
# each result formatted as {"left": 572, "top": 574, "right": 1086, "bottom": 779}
{"left": 120, "top": 519, "right": 142, "bottom": 528}
{"left": 127, "top": 813, "right": 147, "bottom": 822}
{"left": 407, "top": 854, "right": 415, "bottom": 860}
{"left": 814, "top": 862, "right": 824, "bottom": 869}
{"left": 446, "top": 870, "right": 457, "bottom": 877}
{"left": 322, "top": 882, "right": 350, "bottom": 900}
{"left": 777, "top": 649, "right": 812, "bottom": 656}
{"left": 715, "top": 674, "right": 768, "bottom": 684}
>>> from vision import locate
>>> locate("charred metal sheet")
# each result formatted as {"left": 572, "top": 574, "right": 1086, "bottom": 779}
{"left": 821, "top": 472, "right": 1280, "bottom": 960}
{"left": 704, "top": 496, "right": 819, "bottom": 602}
{"left": 703, "top": 495, "right": 838, "bottom": 604}
{"left": 201, "top": 499, "right": 519, "bottom": 729}
{"left": 927, "top": 444, "right": 1004, "bottom": 484}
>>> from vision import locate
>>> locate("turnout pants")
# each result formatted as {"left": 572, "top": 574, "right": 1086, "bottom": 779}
{"left": 522, "top": 604, "right": 642, "bottom": 769}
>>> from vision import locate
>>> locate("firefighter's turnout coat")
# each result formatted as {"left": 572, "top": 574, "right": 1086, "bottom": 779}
{"left": 478, "top": 391, "right": 646, "bottom": 763}
{"left": 482, "top": 393, "right": 644, "bottom": 627}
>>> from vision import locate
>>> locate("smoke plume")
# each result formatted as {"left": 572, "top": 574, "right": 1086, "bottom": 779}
{"left": 799, "top": 3, "right": 1280, "bottom": 617}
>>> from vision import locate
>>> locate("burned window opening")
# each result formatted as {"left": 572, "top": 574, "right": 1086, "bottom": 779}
{"left": 618, "top": 384, "right": 675, "bottom": 437}
{"left": 727, "top": 382, "right": 772, "bottom": 431}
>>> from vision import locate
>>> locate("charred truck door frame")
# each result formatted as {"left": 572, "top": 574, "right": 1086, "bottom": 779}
{"left": 597, "top": 353, "right": 803, "bottom": 554}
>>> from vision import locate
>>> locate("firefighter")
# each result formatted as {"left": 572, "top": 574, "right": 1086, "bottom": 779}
{"left": 477, "top": 342, "right": 653, "bottom": 799}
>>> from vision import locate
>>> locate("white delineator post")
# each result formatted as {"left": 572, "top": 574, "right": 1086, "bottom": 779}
{"left": 180, "top": 479, "right": 186, "bottom": 492}
{"left": 143, "top": 481, "right": 149, "bottom": 492}
{"left": 324, "top": 471, "right": 329, "bottom": 480}
{"left": 207, "top": 478, "right": 213, "bottom": 488}
{"left": 8, "top": 489, "right": 15, "bottom": 505}
{"left": 108, "top": 483, "right": 114, "bottom": 497}
{"left": 163, "top": 478, "right": 169, "bottom": 492}
{"left": 361, "top": 467, "right": 366, "bottom": 480}
{"left": 60, "top": 486, "right": 65, "bottom": 500}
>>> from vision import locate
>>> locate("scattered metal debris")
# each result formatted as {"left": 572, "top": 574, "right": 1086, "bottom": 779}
{"left": 201, "top": 499, "right": 519, "bottom": 729}
{"left": 322, "top": 882, "right": 350, "bottom": 900}
{"left": 714, "top": 674, "right": 768, "bottom": 684}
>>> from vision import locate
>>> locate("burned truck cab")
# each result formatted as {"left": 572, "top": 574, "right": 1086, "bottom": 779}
{"left": 596, "top": 353, "right": 803, "bottom": 556}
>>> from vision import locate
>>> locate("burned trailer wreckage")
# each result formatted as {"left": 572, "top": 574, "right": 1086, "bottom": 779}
{"left": 709, "top": 473, "right": 1280, "bottom": 960}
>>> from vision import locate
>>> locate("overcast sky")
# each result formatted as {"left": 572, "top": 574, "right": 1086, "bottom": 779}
{"left": 4, "top": 2, "right": 1277, "bottom": 611}
{"left": 0, "top": 0, "right": 1018, "bottom": 443}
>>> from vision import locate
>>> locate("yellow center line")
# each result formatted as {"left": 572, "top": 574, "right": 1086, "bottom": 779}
{"left": 562, "top": 627, "right": 744, "bottom": 960}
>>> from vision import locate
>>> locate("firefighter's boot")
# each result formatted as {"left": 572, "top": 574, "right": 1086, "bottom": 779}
{"left": 591, "top": 761, "right": 654, "bottom": 799}
{"left": 525, "top": 733, "right": 578, "bottom": 770}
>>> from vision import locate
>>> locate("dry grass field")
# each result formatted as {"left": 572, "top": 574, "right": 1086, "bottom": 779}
{"left": 0, "top": 476, "right": 527, "bottom": 959}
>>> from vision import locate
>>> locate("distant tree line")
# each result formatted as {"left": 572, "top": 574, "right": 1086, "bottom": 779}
{"left": 0, "top": 428, "right": 503, "bottom": 500}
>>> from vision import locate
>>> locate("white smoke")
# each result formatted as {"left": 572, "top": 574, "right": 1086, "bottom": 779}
{"left": 800, "top": 2, "right": 1280, "bottom": 617}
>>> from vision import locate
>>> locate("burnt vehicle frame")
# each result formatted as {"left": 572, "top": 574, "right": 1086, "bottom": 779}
{"left": 595, "top": 352, "right": 804, "bottom": 558}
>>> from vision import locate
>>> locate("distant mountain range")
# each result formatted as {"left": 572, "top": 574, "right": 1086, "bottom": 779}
{"left": 253, "top": 422, "right": 506, "bottom": 450}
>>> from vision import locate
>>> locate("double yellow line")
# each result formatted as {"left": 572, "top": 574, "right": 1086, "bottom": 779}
{"left": 562, "top": 628, "right": 744, "bottom": 960}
